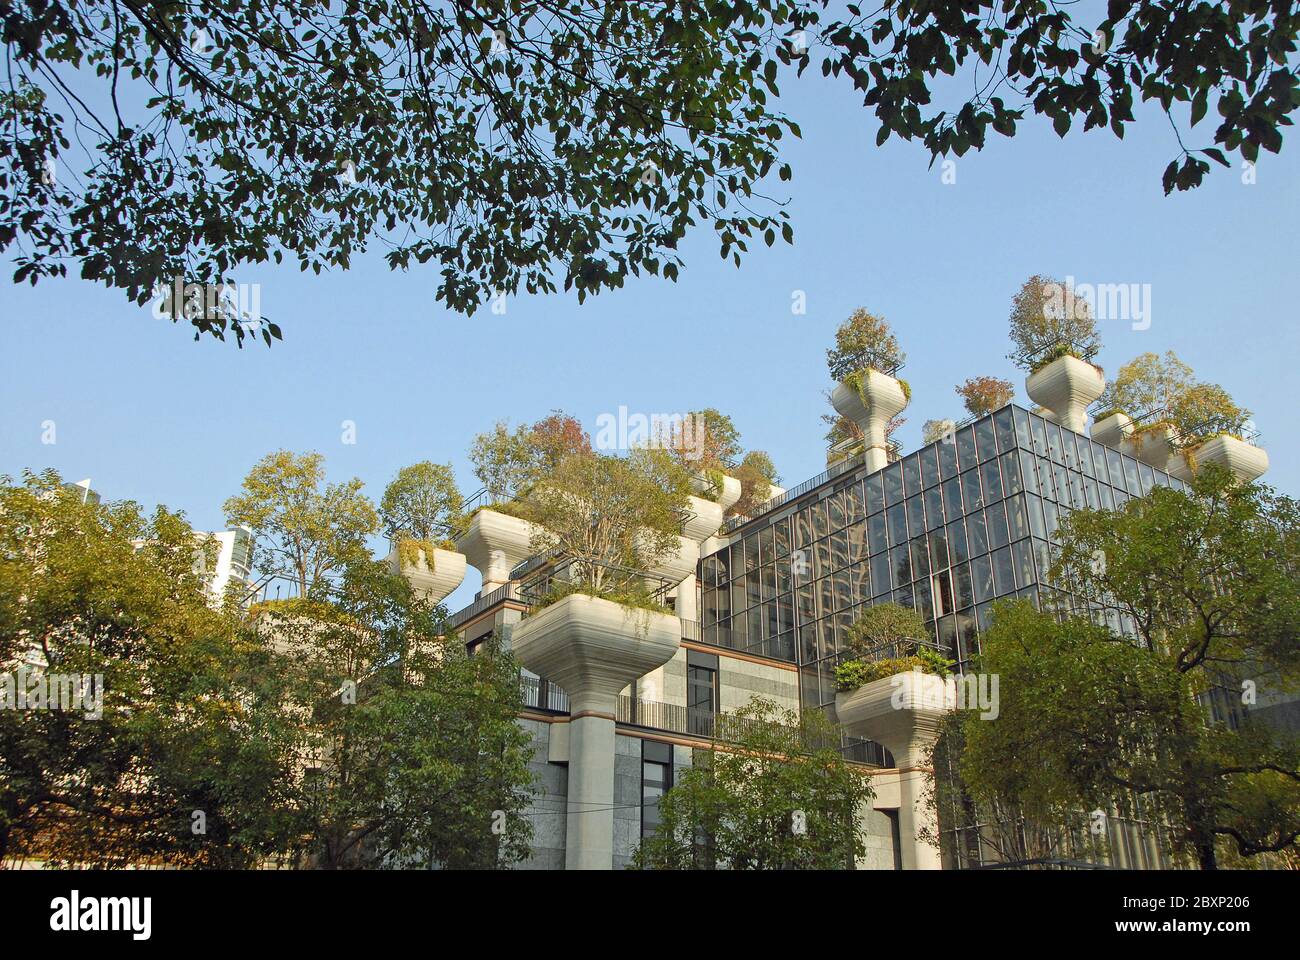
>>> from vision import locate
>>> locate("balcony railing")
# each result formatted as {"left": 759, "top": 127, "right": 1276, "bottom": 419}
{"left": 520, "top": 674, "right": 569, "bottom": 713}
{"left": 721, "top": 450, "right": 867, "bottom": 534}
{"left": 448, "top": 582, "right": 522, "bottom": 630}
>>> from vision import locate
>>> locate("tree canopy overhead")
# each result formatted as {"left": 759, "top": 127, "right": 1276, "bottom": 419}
{"left": 5, "top": 1, "right": 1296, "bottom": 343}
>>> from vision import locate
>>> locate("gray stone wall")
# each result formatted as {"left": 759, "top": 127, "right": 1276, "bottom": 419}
{"left": 718, "top": 657, "right": 799, "bottom": 715}
{"left": 515, "top": 718, "right": 567, "bottom": 870}
{"left": 855, "top": 803, "right": 899, "bottom": 870}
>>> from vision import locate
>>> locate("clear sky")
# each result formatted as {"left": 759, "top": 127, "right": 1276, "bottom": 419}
{"left": 4, "top": 59, "right": 1298, "bottom": 613}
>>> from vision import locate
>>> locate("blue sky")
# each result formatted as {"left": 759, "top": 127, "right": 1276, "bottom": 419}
{"left": 3, "top": 58, "right": 1298, "bottom": 613}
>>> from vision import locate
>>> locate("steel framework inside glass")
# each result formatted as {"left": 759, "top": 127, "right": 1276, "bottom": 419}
{"left": 698, "top": 404, "right": 1189, "bottom": 765}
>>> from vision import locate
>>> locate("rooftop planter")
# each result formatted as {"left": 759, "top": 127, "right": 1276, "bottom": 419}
{"left": 1089, "top": 410, "right": 1133, "bottom": 448}
{"left": 690, "top": 470, "right": 742, "bottom": 513}
{"left": 454, "top": 507, "right": 540, "bottom": 591}
{"left": 834, "top": 669, "right": 954, "bottom": 767}
{"left": 1188, "top": 434, "right": 1269, "bottom": 483}
{"left": 1121, "top": 422, "right": 1178, "bottom": 472}
{"left": 830, "top": 369, "right": 909, "bottom": 472}
{"left": 1025, "top": 354, "right": 1105, "bottom": 434}
{"left": 511, "top": 593, "right": 681, "bottom": 713}
{"left": 640, "top": 532, "right": 700, "bottom": 585}
{"left": 681, "top": 494, "right": 725, "bottom": 543}
{"left": 385, "top": 540, "right": 466, "bottom": 604}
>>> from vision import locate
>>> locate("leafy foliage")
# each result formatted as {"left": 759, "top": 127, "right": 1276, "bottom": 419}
{"left": 0, "top": 470, "right": 300, "bottom": 867}
{"left": 1099, "top": 351, "right": 1251, "bottom": 443}
{"left": 524, "top": 448, "right": 691, "bottom": 595}
{"left": 632, "top": 698, "right": 874, "bottom": 870}
{"left": 468, "top": 411, "right": 592, "bottom": 503}
{"left": 264, "top": 561, "right": 537, "bottom": 869}
{"left": 922, "top": 418, "right": 956, "bottom": 445}
{"left": 842, "top": 602, "right": 930, "bottom": 658}
{"left": 834, "top": 651, "right": 952, "bottom": 691}
{"left": 826, "top": 308, "right": 904, "bottom": 381}
{"left": 963, "top": 469, "right": 1300, "bottom": 869}
{"left": 6, "top": 2, "right": 1295, "bottom": 340}
{"left": 224, "top": 450, "right": 378, "bottom": 595}
{"left": 379, "top": 461, "right": 463, "bottom": 543}
{"left": 2, "top": 1, "right": 806, "bottom": 342}
{"left": 729, "top": 449, "right": 780, "bottom": 519}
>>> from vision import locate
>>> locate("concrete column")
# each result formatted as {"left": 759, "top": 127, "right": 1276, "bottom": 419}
{"left": 830, "top": 371, "right": 909, "bottom": 474}
{"left": 836, "top": 671, "right": 951, "bottom": 870}
{"left": 565, "top": 690, "right": 619, "bottom": 870}
{"left": 511, "top": 594, "right": 680, "bottom": 870}
{"left": 674, "top": 573, "right": 698, "bottom": 622}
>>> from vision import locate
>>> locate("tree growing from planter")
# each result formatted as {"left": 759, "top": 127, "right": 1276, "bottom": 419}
{"left": 524, "top": 448, "right": 691, "bottom": 601}
{"left": 632, "top": 698, "right": 874, "bottom": 870}
{"left": 956, "top": 376, "right": 1015, "bottom": 417}
{"left": 730, "top": 450, "right": 780, "bottom": 519}
{"left": 224, "top": 450, "right": 378, "bottom": 595}
{"left": 826, "top": 308, "right": 905, "bottom": 382}
{"left": 950, "top": 469, "right": 1300, "bottom": 869}
{"left": 1098, "top": 351, "right": 1250, "bottom": 443}
{"left": 379, "top": 461, "right": 463, "bottom": 556}
{"left": 1007, "top": 275, "right": 1101, "bottom": 371}
{"left": 469, "top": 411, "right": 592, "bottom": 503}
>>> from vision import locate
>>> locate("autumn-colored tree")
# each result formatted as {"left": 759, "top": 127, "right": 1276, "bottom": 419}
{"left": 730, "top": 451, "right": 780, "bottom": 518}
{"left": 956, "top": 376, "right": 1014, "bottom": 417}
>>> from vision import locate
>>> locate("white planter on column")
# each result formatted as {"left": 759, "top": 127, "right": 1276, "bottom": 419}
{"left": 830, "top": 370, "right": 909, "bottom": 473}
{"left": 511, "top": 594, "right": 680, "bottom": 870}
{"left": 1025, "top": 355, "right": 1105, "bottom": 435}
{"left": 1090, "top": 412, "right": 1133, "bottom": 449}
{"left": 455, "top": 508, "right": 539, "bottom": 592}
{"left": 1122, "top": 423, "right": 1178, "bottom": 472}
{"left": 681, "top": 495, "right": 725, "bottom": 543}
{"left": 642, "top": 533, "right": 700, "bottom": 585}
{"left": 1193, "top": 434, "right": 1269, "bottom": 483}
{"left": 835, "top": 670, "right": 953, "bottom": 870}
{"left": 690, "top": 471, "right": 742, "bottom": 512}
{"left": 385, "top": 544, "right": 466, "bottom": 604}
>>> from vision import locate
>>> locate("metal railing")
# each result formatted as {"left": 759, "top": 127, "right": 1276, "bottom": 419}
{"left": 447, "top": 582, "right": 522, "bottom": 630}
{"left": 721, "top": 450, "right": 866, "bottom": 534}
{"left": 518, "top": 558, "right": 676, "bottom": 609}
{"left": 520, "top": 674, "right": 569, "bottom": 713}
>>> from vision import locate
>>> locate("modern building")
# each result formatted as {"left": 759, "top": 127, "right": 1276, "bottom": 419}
{"left": 436, "top": 396, "right": 1270, "bottom": 870}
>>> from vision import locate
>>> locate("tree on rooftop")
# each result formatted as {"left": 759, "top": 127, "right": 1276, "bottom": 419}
{"left": 956, "top": 376, "right": 1015, "bottom": 417}
{"left": 379, "top": 461, "right": 463, "bottom": 548}
{"left": 468, "top": 411, "right": 593, "bottom": 505}
{"left": 1007, "top": 275, "right": 1101, "bottom": 370}
{"left": 826, "top": 309, "right": 904, "bottom": 382}
{"left": 730, "top": 450, "right": 780, "bottom": 519}
{"left": 524, "top": 448, "right": 691, "bottom": 599}
{"left": 1099, "top": 351, "right": 1251, "bottom": 443}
